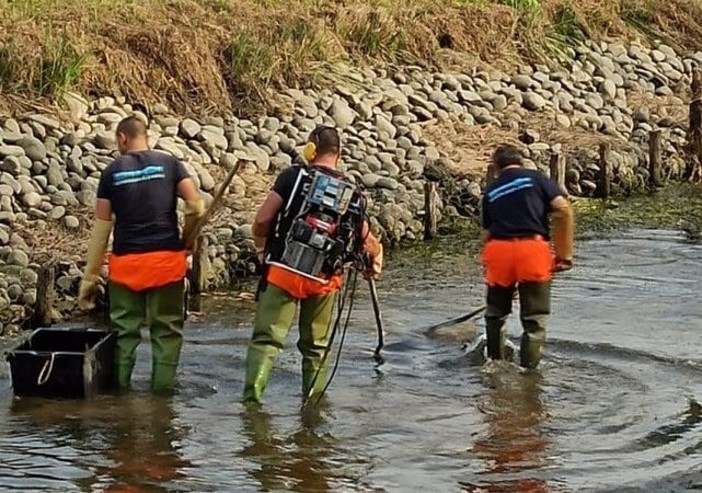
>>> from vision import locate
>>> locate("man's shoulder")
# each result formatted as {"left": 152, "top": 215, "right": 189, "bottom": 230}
{"left": 279, "top": 165, "right": 303, "bottom": 177}
{"left": 142, "top": 150, "right": 180, "bottom": 166}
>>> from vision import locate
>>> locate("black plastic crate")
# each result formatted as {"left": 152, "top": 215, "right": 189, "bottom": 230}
{"left": 5, "top": 328, "right": 116, "bottom": 398}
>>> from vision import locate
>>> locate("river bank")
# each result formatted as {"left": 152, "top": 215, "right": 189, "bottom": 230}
{"left": 0, "top": 36, "right": 700, "bottom": 335}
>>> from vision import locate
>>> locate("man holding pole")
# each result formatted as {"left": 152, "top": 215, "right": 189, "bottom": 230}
{"left": 77, "top": 115, "right": 205, "bottom": 392}
{"left": 481, "top": 144, "right": 574, "bottom": 369}
{"left": 243, "top": 126, "right": 383, "bottom": 405}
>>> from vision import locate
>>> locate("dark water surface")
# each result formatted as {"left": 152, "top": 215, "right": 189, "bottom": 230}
{"left": 1, "top": 229, "right": 701, "bottom": 492}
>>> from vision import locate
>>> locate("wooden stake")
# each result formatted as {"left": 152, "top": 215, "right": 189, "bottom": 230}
{"left": 184, "top": 160, "right": 245, "bottom": 248}
{"left": 687, "top": 68, "right": 702, "bottom": 182}
{"left": 597, "top": 143, "right": 611, "bottom": 199}
{"left": 33, "top": 261, "right": 56, "bottom": 328}
{"left": 649, "top": 129, "right": 663, "bottom": 187}
{"left": 423, "top": 182, "right": 438, "bottom": 241}
{"left": 188, "top": 236, "right": 210, "bottom": 295}
{"left": 549, "top": 151, "right": 566, "bottom": 194}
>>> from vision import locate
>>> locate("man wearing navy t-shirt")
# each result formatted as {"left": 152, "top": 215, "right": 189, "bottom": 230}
{"left": 481, "top": 145, "right": 574, "bottom": 369}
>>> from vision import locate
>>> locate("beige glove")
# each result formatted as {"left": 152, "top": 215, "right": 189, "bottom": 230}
{"left": 369, "top": 243, "right": 384, "bottom": 279}
{"left": 182, "top": 198, "right": 206, "bottom": 252}
{"left": 78, "top": 218, "right": 113, "bottom": 311}
{"left": 552, "top": 203, "right": 574, "bottom": 271}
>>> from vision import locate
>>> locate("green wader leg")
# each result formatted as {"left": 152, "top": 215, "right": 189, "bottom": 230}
{"left": 517, "top": 281, "right": 551, "bottom": 370}
{"left": 109, "top": 282, "right": 147, "bottom": 389}
{"left": 243, "top": 285, "right": 298, "bottom": 405}
{"left": 298, "top": 292, "right": 336, "bottom": 400}
{"left": 147, "top": 280, "right": 185, "bottom": 393}
{"left": 484, "top": 284, "right": 516, "bottom": 361}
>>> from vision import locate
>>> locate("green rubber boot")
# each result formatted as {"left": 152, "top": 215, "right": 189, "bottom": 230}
{"left": 242, "top": 284, "right": 297, "bottom": 404}
{"left": 298, "top": 293, "right": 336, "bottom": 401}
{"left": 109, "top": 282, "right": 146, "bottom": 390}
{"left": 148, "top": 281, "right": 185, "bottom": 393}
{"left": 517, "top": 281, "right": 551, "bottom": 370}
{"left": 301, "top": 359, "right": 328, "bottom": 401}
{"left": 115, "top": 361, "right": 136, "bottom": 390}
{"left": 484, "top": 284, "right": 515, "bottom": 361}
{"left": 243, "top": 347, "right": 276, "bottom": 405}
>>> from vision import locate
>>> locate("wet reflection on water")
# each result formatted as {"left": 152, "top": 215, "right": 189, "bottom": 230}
{"left": 463, "top": 368, "right": 552, "bottom": 493}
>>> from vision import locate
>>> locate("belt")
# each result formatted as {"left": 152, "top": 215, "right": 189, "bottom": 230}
{"left": 489, "top": 234, "right": 546, "bottom": 241}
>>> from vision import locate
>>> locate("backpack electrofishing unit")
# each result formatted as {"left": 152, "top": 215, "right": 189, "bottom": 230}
{"left": 266, "top": 166, "right": 364, "bottom": 283}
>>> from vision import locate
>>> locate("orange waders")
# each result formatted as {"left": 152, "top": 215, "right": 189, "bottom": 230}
{"left": 482, "top": 237, "right": 553, "bottom": 369}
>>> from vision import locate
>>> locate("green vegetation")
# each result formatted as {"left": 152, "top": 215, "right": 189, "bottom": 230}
{"left": 573, "top": 184, "right": 702, "bottom": 242}
{"left": 0, "top": 0, "right": 701, "bottom": 115}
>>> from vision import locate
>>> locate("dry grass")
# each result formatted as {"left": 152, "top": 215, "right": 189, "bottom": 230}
{"left": 0, "top": 0, "right": 701, "bottom": 116}
{"left": 423, "top": 107, "right": 646, "bottom": 178}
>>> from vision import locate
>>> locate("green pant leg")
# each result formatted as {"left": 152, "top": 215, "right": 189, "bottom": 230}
{"left": 517, "top": 281, "right": 551, "bottom": 369}
{"left": 298, "top": 292, "right": 337, "bottom": 400}
{"left": 484, "top": 284, "right": 515, "bottom": 361}
{"left": 243, "top": 284, "right": 298, "bottom": 404}
{"left": 108, "top": 281, "right": 147, "bottom": 389}
{"left": 146, "top": 280, "right": 186, "bottom": 392}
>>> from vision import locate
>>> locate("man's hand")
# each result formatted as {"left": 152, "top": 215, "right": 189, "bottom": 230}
{"left": 364, "top": 244, "right": 384, "bottom": 280}
{"left": 255, "top": 247, "right": 265, "bottom": 265}
{"left": 554, "top": 257, "right": 573, "bottom": 273}
{"left": 77, "top": 275, "right": 100, "bottom": 311}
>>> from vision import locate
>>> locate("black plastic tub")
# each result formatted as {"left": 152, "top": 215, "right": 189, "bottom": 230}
{"left": 5, "top": 328, "right": 116, "bottom": 398}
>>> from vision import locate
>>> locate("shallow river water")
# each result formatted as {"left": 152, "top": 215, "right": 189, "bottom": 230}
{"left": 0, "top": 229, "right": 701, "bottom": 492}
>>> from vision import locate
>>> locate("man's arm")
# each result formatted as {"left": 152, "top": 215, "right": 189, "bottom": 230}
{"left": 550, "top": 195, "right": 574, "bottom": 271}
{"left": 77, "top": 198, "right": 114, "bottom": 310}
{"left": 253, "top": 191, "right": 284, "bottom": 260}
{"left": 361, "top": 221, "right": 383, "bottom": 278}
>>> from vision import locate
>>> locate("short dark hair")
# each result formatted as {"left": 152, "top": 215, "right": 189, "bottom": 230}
{"left": 116, "top": 115, "right": 148, "bottom": 139}
{"left": 492, "top": 144, "right": 523, "bottom": 169}
{"left": 309, "top": 126, "right": 340, "bottom": 156}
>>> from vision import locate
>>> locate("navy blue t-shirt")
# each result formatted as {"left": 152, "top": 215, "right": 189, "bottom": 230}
{"left": 97, "top": 150, "right": 190, "bottom": 255}
{"left": 481, "top": 167, "right": 563, "bottom": 239}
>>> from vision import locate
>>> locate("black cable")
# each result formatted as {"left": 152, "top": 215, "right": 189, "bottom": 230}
{"left": 305, "top": 183, "right": 369, "bottom": 406}
{"left": 312, "top": 267, "right": 359, "bottom": 407}
{"left": 304, "top": 266, "right": 352, "bottom": 403}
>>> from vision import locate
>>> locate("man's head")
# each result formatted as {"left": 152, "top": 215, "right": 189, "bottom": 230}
{"left": 303, "top": 126, "right": 340, "bottom": 166}
{"left": 492, "top": 144, "right": 524, "bottom": 172}
{"left": 115, "top": 115, "right": 149, "bottom": 154}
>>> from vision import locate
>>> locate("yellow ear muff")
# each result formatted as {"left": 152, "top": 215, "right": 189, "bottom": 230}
{"left": 303, "top": 142, "right": 317, "bottom": 162}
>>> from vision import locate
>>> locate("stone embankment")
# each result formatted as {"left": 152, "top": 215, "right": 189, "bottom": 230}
{"left": 0, "top": 39, "right": 699, "bottom": 334}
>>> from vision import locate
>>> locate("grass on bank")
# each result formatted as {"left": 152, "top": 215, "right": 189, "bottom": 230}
{"left": 0, "top": 0, "right": 702, "bottom": 115}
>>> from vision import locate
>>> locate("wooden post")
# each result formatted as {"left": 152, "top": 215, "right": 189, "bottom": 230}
{"left": 423, "top": 182, "right": 438, "bottom": 241}
{"left": 649, "top": 129, "right": 662, "bottom": 187}
{"left": 597, "top": 143, "right": 611, "bottom": 199}
{"left": 687, "top": 68, "right": 702, "bottom": 182}
{"left": 189, "top": 236, "right": 210, "bottom": 295}
{"left": 549, "top": 151, "right": 566, "bottom": 194}
{"left": 33, "top": 261, "right": 56, "bottom": 328}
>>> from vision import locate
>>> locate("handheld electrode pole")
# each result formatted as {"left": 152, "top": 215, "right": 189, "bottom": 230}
{"left": 184, "top": 159, "right": 245, "bottom": 248}
{"left": 423, "top": 305, "right": 487, "bottom": 336}
{"left": 368, "top": 276, "right": 385, "bottom": 363}
{"left": 183, "top": 159, "right": 245, "bottom": 319}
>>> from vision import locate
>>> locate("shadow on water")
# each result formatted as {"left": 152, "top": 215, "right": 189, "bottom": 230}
{"left": 1, "top": 228, "right": 702, "bottom": 492}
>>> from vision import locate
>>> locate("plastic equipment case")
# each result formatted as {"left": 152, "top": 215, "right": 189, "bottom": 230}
{"left": 5, "top": 328, "right": 116, "bottom": 398}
